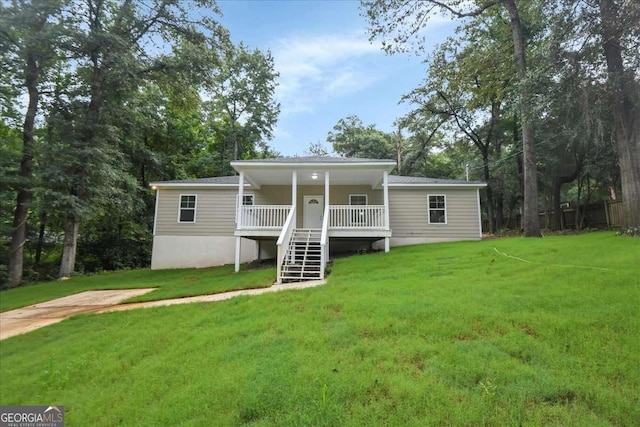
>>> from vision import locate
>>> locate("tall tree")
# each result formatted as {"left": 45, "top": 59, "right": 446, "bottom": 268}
{"left": 363, "top": 0, "right": 541, "bottom": 236}
{"left": 204, "top": 40, "right": 280, "bottom": 168}
{"left": 327, "top": 115, "right": 396, "bottom": 160}
{"left": 402, "top": 17, "right": 514, "bottom": 232}
{"left": 597, "top": 0, "right": 640, "bottom": 233}
{"left": 0, "top": 0, "right": 64, "bottom": 286}
{"left": 54, "top": 0, "right": 222, "bottom": 277}
{"left": 502, "top": 0, "right": 540, "bottom": 236}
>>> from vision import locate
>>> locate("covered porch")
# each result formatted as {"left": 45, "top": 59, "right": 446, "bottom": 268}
{"left": 229, "top": 158, "right": 395, "bottom": 281}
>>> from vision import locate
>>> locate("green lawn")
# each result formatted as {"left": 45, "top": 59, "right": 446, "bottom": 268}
{"left": 1, "top": 232, "right": 639, "bottom": 426}
{"left": 0, "top": 264, "right": 275, "bottom": 311}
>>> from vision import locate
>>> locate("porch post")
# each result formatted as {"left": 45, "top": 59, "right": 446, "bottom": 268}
{"left": 291, "top": 170, "right": 297, "bottom": 207}
{"left": 324, "top": 171, "right": 330, "bottom": 209}
{"left": 238, "top": 171, "right": 244, "bottom": 228}
{"left": 234, "top": 236, "right": 241, "bottom": 272}
{"left": 324, "top": 171, "right": 329, "bottom": 207}
{"left": 324, "top": 171, "right": 330, "bottom": 264}
{"left": 383, "top": 170, "right": 390, "bottom": 253}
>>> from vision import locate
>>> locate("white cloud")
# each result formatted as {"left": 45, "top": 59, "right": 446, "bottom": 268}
{"left": 272, "top": 126, "right": 292, "bottom": 140}
{"left": 271, "top": 32, "right": 384, "bottom": 116}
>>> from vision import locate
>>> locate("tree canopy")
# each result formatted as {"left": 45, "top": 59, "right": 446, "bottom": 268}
{"left": 0, "top": 0, "right": 280, "bottom": 286}
{"left": 359, "top": 0, "right": 639, "bottom": 236}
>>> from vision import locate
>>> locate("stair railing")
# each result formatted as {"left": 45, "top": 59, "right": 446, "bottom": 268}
{"left": 276, "top": 205, "right": 296, "bottom": 284}
{"left": 320, "top": 205, "right": 330, "bottom": 279}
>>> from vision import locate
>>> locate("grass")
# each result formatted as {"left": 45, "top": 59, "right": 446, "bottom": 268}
{"left": 0, "top": 264, "right": 275, "bottom": 311}
{"left": 1, "top": 232, "right": 639, "bottom": 426}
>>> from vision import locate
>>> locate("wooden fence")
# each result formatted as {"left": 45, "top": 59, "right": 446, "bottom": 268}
{"left": 537, "top": 200, "right": 623, "bottom": 230}
{"left": 492, "top": 200, "right": 624, "bottom": 231}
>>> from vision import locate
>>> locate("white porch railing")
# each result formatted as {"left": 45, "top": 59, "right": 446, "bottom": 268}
{"left": 329, "top": 205, "right": 387, "bottom": 229}
{"left": 276, "top": 206, "right": 296, "bottom": 284}
{"left": 239, "top": 205, "right": 290, "bottom": 229}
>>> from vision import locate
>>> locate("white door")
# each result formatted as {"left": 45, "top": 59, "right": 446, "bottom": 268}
{"left": 303, "top": 195, "right": 324, "bottom": 228}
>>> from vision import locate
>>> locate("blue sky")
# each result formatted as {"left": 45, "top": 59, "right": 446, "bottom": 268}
{"left": 216, "top": 0, "right": 456, "bottom": 156}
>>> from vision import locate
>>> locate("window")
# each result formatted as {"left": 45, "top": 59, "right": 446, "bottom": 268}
{"left": 349, "top": 194, "right": 368, "bottom": 206}
{"left": 179, "top": 194, "right": 196, "bottom": 223}
{"left": 428, "top": 195, "right": 446, "bottom": 224}
{"left": 236, "top": 193, "right": 255, "bottom": 223}
{"left": 241, "top": 194, "right": 254, "bottom": 206}
{"left": 350, "top": 194, "right": 368, "bottom": 224}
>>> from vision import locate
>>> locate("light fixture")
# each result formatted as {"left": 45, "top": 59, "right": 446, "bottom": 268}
{"left": 311, "top": 173, "right": 318, "bottom": 180}
{"left": 151, "top": 185, "right": 158, "bottom": 190}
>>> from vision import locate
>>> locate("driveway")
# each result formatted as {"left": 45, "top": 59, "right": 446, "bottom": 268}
{"left": 0, "top": 280, "right": 326, "bottom": 340}
{"left": 0, "top": 289, "right": 155, "bottom": 340}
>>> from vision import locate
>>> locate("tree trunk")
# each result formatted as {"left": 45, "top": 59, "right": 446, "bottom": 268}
{"left": 35, "top": 212, "right": 47, "bottom": 265}
{"left": 599, "top": 0, "right": 640, "bottom": 232}
{"left": 483, "top": 150, "right": 496, "bottom": 234}
{"left": 503, "top": 0, "right": 540, "bottom": 237}
{"left": 232, "top": 120, "right": 239, "bottom": 163}
{"left": 495, "top": 195, "right": 504, "bottom": 231}
{"left": 552, "top": 177, "right": 571, "bottom": 231}
{"left": 575, "top": 175, "right": 583, "bottom": 230}
{"left": 8, "top": 53, "right": 40, "bottom": 288}
{"left": 513, "top": 116, "right": 525, "bottom": 224}
{"left": 552, "top": 158, "right": 582, "bottom": 230}
{"left": 59, "top": 214, "right": 80, "bottom": 278}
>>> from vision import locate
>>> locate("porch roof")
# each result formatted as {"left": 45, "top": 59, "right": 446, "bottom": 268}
{"left": 231, "top": 156, "right": 395, "bottom": 165}
{"left": 231, "top": 156, "right": 396, "bottom": 187}
{"left": 150, "top": 172, "right": 487, "bottom": 189}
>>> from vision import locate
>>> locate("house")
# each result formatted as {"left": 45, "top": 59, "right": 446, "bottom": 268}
{"left": 149, "top": 157, "right": 486, "bottom": 283}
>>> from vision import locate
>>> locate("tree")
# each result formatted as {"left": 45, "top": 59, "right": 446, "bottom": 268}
{"left": 597, "top": 0, "right": 640, "bottom": 233}
{"left": 0, "top": 0, "right": 64, "bottom": 286}
{"left": 397, "top": 111, "right": 447, "bottom": 176}
{"left": 327, "top": 115, "right": 396, "bottom": 160}
{"left": 305, "top": 142, "right": 330, "bottom": 157}
{"left": 52, "top": 0, "right": 222, "bottom": 278}
{"left": 398, "top": 4, "right": 541, "bottom": 232}
{"left": 205, "top": 40, "right": 280, "bottom": 168}
{"left": 363, "top": 0, "right": 541, "bottom": 236}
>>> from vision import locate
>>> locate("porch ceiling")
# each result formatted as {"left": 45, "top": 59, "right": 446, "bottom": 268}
{"left": 233, "top": 164, "right": 395, "bottom": 188}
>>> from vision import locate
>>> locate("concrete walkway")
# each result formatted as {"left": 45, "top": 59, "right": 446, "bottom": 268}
{"left": 97, "top": 280, "right": 325, "bottom": 313}
{"left": 0, "top": 280, "right": 325, "bottom": 340}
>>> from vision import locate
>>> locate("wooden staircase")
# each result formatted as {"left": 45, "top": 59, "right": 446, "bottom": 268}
{"left": 279, "top": 228, "right": 322, "bottom": 283}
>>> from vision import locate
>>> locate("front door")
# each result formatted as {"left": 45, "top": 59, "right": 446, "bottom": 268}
{"left": 303, "top": 195, "right": 324, "bottom": 228}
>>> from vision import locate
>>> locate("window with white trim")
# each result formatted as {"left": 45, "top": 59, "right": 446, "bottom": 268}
{"left": 240, "top": 194, "right": 254, "bottom": 206}
{"left": 235, "top": 193, "right": 255, "bottom": 223}
{"left": 349, "top": 194, "right": 367, "bottom": 224}
{"left": 179, "top": 194, "right": 197, "bottom": 223}
{"left": 349, "top": 194, "right": 368, "bottom": 206}
{"left": 428, "top": 195, "right": 446, "bottom": 224}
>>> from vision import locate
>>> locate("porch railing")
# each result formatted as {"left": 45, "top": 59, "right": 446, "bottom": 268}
{"left": 276, "top": 206, "right": 296, "bottom": 284}
{"left": 329, "top": 205, "right": 387, "bottom": 229}
{"left": 239, "top": 205, "right": 290, "bottom": 229}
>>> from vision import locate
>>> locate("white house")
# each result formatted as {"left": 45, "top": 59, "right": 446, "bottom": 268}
{"left": 150, "top": 157, "right": 486, "bottom": 283}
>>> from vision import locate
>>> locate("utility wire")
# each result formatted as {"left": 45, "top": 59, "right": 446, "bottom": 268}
{"left": 465, "top": 130, "right": 566, "bottom": 173}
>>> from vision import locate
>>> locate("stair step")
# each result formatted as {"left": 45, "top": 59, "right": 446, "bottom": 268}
{"left": 281, "top": 228, "right": 325, "bottom": 282}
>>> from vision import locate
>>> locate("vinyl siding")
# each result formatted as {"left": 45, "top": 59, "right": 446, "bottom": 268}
{"left": 388, "top": 188, "right": 480, "bottom": 239}
{"left": 156, "top": 185, "right": 480, "bottom": 239}
{"left": 155, "top": 185, "right": 384, "bottom": 236}
{"left": 155, "top": 188, "right": 237, "bottom": 236}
